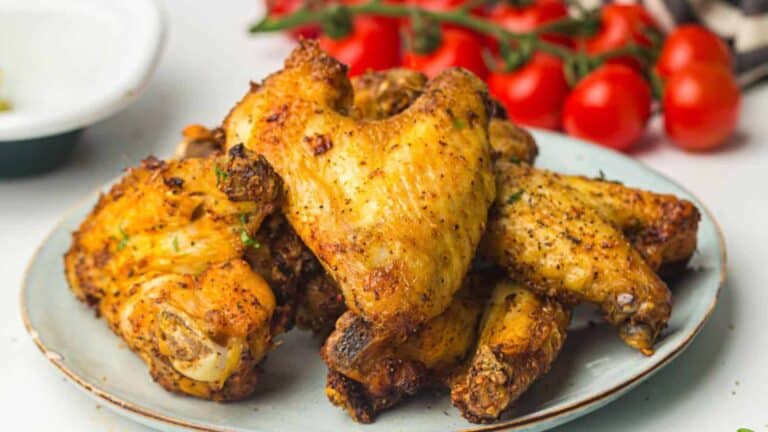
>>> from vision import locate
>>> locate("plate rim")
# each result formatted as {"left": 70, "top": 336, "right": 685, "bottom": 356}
{"left": 19, "top": 131, "right": 727, "bottom": 432}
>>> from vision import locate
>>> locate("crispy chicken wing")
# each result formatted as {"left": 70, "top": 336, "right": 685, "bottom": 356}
{"left": 481, "top": 162, "right": 671, "bottom": 354}
{"left": 322, "top": 284, "right": 485, "bottom": 423}
{"left": 172, "top": 125, "right": 345, "bottom": 335}
{"left": 550, "top": 173, "right": 700, "bottom": 273}
{"left": 64, "top": 149, "right": 286, "bottom": 400}
{"left": 450, "top": 279, "right": 570, "bottom": 423}
{"left": 223, "top": 41, "right": 496, "bottom": 336}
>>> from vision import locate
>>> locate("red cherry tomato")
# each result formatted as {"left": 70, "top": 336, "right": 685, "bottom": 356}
{"left": 403, "top": 28, "right": 489, "bottom": 78}
{"left": 585, "top": 4, "right": 658, "bottom": 69}
{"left": 563, "top": 64, "right": 652, "bottom": 152}
{"left": 663, "top": 63, "right": 740, "bottom": 151}
{"left": 656, "top": 25, "right": 731, "bottom": 79}
{"left": 319, "top": 16, "right": 401, "bottom": 76}
{"left": 265, "top": 0, "right": 320, "bottom": 39}
{"left": 488, "top": 0, "right": 571, "bottom": 49}
{"left": 487, "top": 53, "right": 569, "bottom": 130}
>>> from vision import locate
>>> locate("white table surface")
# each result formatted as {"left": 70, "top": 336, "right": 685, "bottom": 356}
{"left": 2, "top": 1, "right": 766, "bottom": 430}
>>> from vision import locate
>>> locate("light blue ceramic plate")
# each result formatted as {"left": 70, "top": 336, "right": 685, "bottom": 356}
{"left": 20, "top": 130, "right": 725, "bottom": 432}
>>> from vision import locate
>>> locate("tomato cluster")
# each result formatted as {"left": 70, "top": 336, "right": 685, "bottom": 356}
{"left": 265, "top": 0, "right": 741, "bottom": 152}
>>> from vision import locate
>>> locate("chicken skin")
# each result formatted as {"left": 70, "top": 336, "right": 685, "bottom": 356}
{"left": 450, "top": 279, "right": 570, "bottom": 423}
{"left": 64, "top": 148, "right": 286, "bottom": 400}
{"left": 322, "top": 284, "right": 485, "bottom": 423}
{"left": 350, "top": 68, "right": 539, "bottom": 166}
{"left": 481, "top": 161, "right": 672, "bottom": 354}
{"left": 223, "top": 40, "right": 496, "bottom": 337}
{"left": 550, "top": 173, "right": 700, "bottom": 274}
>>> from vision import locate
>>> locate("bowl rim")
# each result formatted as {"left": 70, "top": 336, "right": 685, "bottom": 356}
{"left": 18, "top": 131, "right": 727, "bottom": 432}
{"left": 0, "top": 0, "right": 165, "bottom": 141}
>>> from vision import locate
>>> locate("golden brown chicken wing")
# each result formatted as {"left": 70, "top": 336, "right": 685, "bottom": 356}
{"left": 549, "top": 173, "right": 700, "bottom": 273}
{"left": 322, "top": 286, "right": 485, "bottom": 423}
{"left": 64, "top": 148, "right": 286, "bottom": 400}
{"left": 481, "top": 162, "right": 671, "bottom": 354}
{"left": 450, "top": 279, "right": 570, "bottom": 423}
{"left": 222, "top": 41, "right": 496, "bottom": 337}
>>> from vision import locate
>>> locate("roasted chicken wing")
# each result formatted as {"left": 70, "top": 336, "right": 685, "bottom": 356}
{"left": 481, "top": 162, "right": 671, "bottom": 354}
{"left": 550, "top": 173, "right": 700, "bottom": 273}
{"left": 64, "top": 148, "right": 286, "bottom": 400}
{"left": 450, "top": 279, "right": 569, "bottom": 423}
{"left": 223, "top": 41, "right": 496, "bottom": 337}
{"left": 322, "top": 284, "right": 485, "bottom": 423}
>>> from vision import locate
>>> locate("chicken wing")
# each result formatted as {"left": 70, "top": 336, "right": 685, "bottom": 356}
{"left": 223, "top": 41, "right": 496, "bottom": 337}
{"left": 322, "top": 284, "right": 485, "bottom": 423}
{"left": 548, "top": 173, "right": 700, "bottom": 273}
{"left": 64, "top": 148, "right": 286, "bottom": 400}
{"left": 481, "top": 162, "right": 671, "bottom": 354}
{"left": 450, "top": 279, "right": 570, "bottom": 423}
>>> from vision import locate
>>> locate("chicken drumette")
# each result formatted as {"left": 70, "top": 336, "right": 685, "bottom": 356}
{"left": 65, "top": 147, "right": 289, "bottom": 400}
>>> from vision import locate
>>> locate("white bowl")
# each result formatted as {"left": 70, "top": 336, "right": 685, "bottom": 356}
{"left": 0, "top": 0, "right": 165, "bottom": 175}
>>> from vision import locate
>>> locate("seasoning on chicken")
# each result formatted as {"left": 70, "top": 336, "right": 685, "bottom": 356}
{"left": 64, "top": 148, "right": 285, "bottom": 400}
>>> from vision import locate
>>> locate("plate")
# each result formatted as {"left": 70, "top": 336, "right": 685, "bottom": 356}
{"left": 20, "top": 130, "right": 725, "bottom": 432}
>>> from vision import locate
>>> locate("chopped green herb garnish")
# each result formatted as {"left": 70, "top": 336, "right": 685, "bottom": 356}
{"left": 506, "top": 189, "right": 525, "bottom": 204}
{"left": 510, "top": 156, "right": 521, "bottom": 164}
{"left": 215, "top": 165, "right": 228, "bottom": 187}
{"left": 239, "top": 213, "right": 260, "bottom": 249}
{"left": 599, "top": 169, "right": 606, "bottom": 180}
{"left": 172, "top": 236, "right": 180, "bottom": 252}
{"left": 452, "top": 117, "right": 465, "bottom": 130}
{"left": 241, "top": 229, "right": 260, "bottom": 248}
{"left": 737, "top": 429, "right": 754, "bottom": 432}
{"left": 116, "top": 224, "right": 129, "bottom": 251}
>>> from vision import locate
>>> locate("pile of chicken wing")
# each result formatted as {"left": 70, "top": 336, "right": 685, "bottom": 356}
{"left": 64, "top": 40, "right": 700, "bottom": 424}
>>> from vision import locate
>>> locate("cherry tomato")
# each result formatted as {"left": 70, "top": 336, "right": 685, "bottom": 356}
{"left": 585, "top": 4, "right": 658, "bottom": 69}
{"left": 656, "top": 25, "right": 731, "bottom": 79}
{"left": 403, "top": 28, "right": 489, "bottom": 78}
{"left": 488, "top": 0, "right": 571, "bottom": 49}
{"left": 319, "top": 16, "right": 401, "bottom": 76}
{"left": 563, "top": 64, "right": 652, "bottom": 152}
{"left": 487, "top": 53, "right": 569, "bottom": 130}
{"left": 663, "top": 63, "right": 740, "bottom": 151}
{"left": 265, "top": 0, "right": 320, "bottom": 39}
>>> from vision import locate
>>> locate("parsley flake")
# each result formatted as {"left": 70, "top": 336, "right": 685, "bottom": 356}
{"left": 510, "top": 156, "right": 521, "bottom": 165}
{"left": 507, "top": 189, "right": 525, "bottom": 204}
{"left": 215, "top": 165, "right": 228, "bottom": 187}
{"left": 452, "top": 117, "right": 465, "bottom": 130}
{"left": 116, "top": 224, "right": 129, "bottom": 251}
{"left": 172, "top": 236, "right": 180, "bottom": 252}
{"left": 599, "top": 169, "right": 606, "bottom": 180}
{"left": 239, "top": 213, "right": 260, "bottom": 249}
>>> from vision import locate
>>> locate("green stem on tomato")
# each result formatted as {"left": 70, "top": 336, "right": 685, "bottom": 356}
{"left": 251, "top": 1, "right": 571, "bottom": 58}
{"left": 251, "top": 0, "right": 662, "bottom": 97}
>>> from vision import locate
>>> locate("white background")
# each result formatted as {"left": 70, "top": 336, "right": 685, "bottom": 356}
{"left": 1, "top": 1, "right": 766, "bottom": 430}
